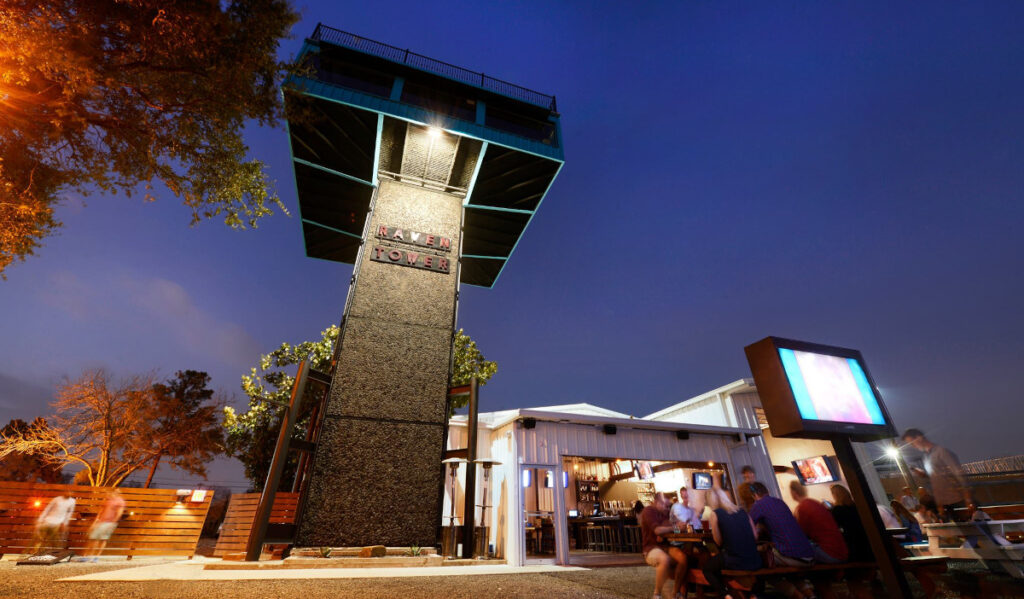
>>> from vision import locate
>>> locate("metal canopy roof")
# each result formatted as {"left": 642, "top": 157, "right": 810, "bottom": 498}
{"left": 283, "top": 26, "right": 564, "bottom": 288}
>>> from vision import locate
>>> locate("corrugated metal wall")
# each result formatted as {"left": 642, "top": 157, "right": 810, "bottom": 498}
{"left": 448, "top": 414, "right": 772, "bottom": 565}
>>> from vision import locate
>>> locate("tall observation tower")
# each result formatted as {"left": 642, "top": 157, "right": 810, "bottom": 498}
{"left": 284, "top": 25, "right": 563, "bottom": 548}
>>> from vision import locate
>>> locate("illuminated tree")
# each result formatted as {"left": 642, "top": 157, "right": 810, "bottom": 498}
{"left": 143, "top": 370, "right": 224, "bottom": 487}
{"left": 0, "top": 418, "right": 65, "bottom": 483}
{"left": 0, "top": 0, "right": 299, "bottom": 276}
{"left": 0, "top": 370, "right": 157, "bottom": 486}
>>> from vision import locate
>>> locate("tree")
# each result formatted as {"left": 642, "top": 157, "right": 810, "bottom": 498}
{"left": 223, "top": 325, "right": 337, "bottom": 491}
{"left": 0, "top": 418, "right": 64, "bottom": 483}
{"left": 224, "top": 326, "right": 497, "bottom": 490}
{"left": 0, "top": 0, "right": 300, "bottom": 276}
{"left": 0, "top": 370, "right": 156, "bottom": 486}
{"left": 143, "top": 370, "right": 224, "bottom": 487}
{"left": 449, "top": 328, "right": 499, "bottom": 412}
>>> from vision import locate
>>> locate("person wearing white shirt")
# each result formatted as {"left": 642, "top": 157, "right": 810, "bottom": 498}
{"left": 670, "top": 487, "right": 703, "bottom": 531}
{"left": 34, "top": 495, "right": 76, "bottom": 553}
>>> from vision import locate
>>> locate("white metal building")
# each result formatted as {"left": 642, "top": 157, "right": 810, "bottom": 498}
{"left": 444, "top": 379, "right": 888, "bottom": 567}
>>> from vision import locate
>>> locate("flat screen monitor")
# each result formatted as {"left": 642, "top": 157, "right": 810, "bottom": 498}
{"left": 692, "top": 472, "right": 712, "bottom": 490}
{"left": 744, "top": 337, "right": 896, "bottom": 440}
{"left": 792, "top": 455, "right": 840, "bottom": 485}
{"left": 633, "top": 461, "right": 655, "bottom": 481}
{"left": 568, "top": 509, "right": 579, "bottom": 518}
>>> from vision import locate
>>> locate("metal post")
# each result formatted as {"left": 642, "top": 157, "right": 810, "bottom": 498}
{"left": 460, "top": 377, "right": 480, "bottom": 558}
{"left": 895, "top": 453, "right": 918, "bottom": 493}
{"left": 832, "top": 436, "right": 913, "bottom": 598}
{"left": 245, "top": 361, "right": 310, "bottom": 561}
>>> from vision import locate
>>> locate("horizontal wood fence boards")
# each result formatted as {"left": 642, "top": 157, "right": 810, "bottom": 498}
{"left": 214, "top": 492, "right": 299, "bottom": 560}
{"left": 0, "top": 481, "right": 213, "bottom": 559}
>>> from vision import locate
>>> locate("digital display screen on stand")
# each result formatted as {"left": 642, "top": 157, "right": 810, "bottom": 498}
{"left": 744, "top": 337, "right": 896, "bottom": 440}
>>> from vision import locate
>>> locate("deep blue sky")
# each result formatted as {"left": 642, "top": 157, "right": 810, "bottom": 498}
{"left": 3, "top": 2, "right": 1023, "bottom": 489}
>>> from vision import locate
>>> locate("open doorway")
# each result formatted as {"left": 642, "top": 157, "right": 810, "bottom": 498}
{"left": 521, "top": 465, "right": 558, "bottom": 563}
{"left": 562, "top": 456, "right": 734, "bottom": 567}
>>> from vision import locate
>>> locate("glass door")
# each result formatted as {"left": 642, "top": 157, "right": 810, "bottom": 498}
{"left": 522, "top": 465, "right": 557, "bottom": 562}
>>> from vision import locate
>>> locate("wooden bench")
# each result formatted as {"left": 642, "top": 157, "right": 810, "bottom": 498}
{"left": 916, "top": 519, "right": 1024, "bottom": 579}
{"left": 684, "top": 557, "right": 948, "bottom": 599}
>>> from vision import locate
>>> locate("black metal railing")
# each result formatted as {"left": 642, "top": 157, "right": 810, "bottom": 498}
{"left": 310, "top": 24, "right": 557, "bottom": 113}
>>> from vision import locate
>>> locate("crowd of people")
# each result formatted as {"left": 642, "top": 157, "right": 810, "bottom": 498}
{"left": 638, "top": 429, "right": 974, "bottom": 599}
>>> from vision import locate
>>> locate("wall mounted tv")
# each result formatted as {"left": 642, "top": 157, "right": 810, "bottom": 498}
{"left": 692, "top": 472, "right": 713, "bottom": 490}
{"left": 744, "top": 337, "right": 896, "bottom": 440}
{"left": 633, "top": 461, "right": 655, "bottom": 481}
{"left": 792, "top": 455, "right": 841, "bottom": 485}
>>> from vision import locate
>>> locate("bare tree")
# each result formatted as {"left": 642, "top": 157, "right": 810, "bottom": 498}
{"left": 0, "top": 369, "right": 157, "bottom": 486}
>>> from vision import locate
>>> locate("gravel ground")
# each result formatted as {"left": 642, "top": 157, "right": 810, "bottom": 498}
{"left": 3, "top": 560, "right": 1024, "bottom": 599}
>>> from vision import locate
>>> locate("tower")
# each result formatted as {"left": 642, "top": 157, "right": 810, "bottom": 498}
{"left": 284, "top": 25, "right": 563, "bottom": 548}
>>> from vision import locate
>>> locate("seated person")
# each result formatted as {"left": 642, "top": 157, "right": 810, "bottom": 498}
{"left": 789, "top": 480, "right": 848, "bottom": 563}
{"left": 670, "top": 487, "right": 703, "bottom": 531}
{"left": 749, "top": 482, "right": 815, "bottom": 567}
{"left": 735, "top": 482, "right": 756, "bottom": 512}
{"left": 703, "top": 487, "right": 762, "bottom": 599}
{"left": 640, "top": 492, "right": 688, "bottom": 599}
{"left": 828, "top": 484, "right": 872, "bottom": 562}
{"left": 889, "top": 500, "right": 924, "bottom": 543}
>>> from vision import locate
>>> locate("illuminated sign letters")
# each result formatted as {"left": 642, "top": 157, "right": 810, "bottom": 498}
{"left": 371, "top": 225, "right": 452, "bottom": 274}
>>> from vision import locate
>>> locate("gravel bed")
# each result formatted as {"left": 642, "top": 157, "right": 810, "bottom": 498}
{"left": 3, "top": 560, "right": 1024, "bottom": 599}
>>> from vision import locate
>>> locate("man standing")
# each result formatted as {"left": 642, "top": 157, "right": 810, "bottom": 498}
{"left": 789, "top": 481, "right": 848, "bottom": 563}
{"left": 749, "top": 482, "right": 815, "bottom": 566}
{"left": 640, "top": 492, "right": 688, "bottom": 599}
{"left": 741, "top": 465, "right": 757, "bottom": 484}
{"left": 670, "top": 487, "right": 703, "bottom": 531}
{"left": 902, "top": 428, "right": 971, "bottom": 521}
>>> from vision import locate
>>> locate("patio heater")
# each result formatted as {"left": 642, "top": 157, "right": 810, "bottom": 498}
{"left": 474, "top": 458, "right": 502, "bottom": 557}
{"left": 441, "top": 457, "right": 467, "bottom": 558}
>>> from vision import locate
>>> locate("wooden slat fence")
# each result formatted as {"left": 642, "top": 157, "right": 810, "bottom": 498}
{"left": 0, "top": 481, "right": 213, "bottom": 559}
{"left": 213, "top": 492, "right": 299, "bottom": 560}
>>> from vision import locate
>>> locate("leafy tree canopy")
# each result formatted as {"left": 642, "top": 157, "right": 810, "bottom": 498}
{"left": 144, "top": 370, "right": 225, "bottom": 487}
{"left": 224, "top": 326, "right": 497, "bottom": 490}
{"left": 0, "top": 0, "right": 300, "bottom": 276}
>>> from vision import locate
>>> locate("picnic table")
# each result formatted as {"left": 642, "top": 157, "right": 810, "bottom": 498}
{"left": 911, "top": 519, "right": 1024, "bottom": 578}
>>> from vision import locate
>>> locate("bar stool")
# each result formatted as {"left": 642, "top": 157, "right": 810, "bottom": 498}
{"left": 624, "top": 525, "right": 641, "bottom": 552}
{"left": 584, "top": 524, "right": 600, "bottom": 551}
{"left": 605, "top": 525, "right": 620, "bottom": 552}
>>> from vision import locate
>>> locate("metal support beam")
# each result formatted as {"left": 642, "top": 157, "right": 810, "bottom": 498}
{"left": 832, "top": 436, "right": 913, "bottom": 598}
{"left": 245, "top": 360, "right": 311, "bottom": 561}
{"left": 460, "top": 378, "right": 480, "bottom": 558}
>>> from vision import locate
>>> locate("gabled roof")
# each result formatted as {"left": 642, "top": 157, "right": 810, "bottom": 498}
{"left": 448, "top": 402, "right": 760, "bottom": 437}
{"left": 524, "top": 403, "right": 632, "bottom": 419}
{"left": 644, "top": 379, "right": 757, "bottom": 421}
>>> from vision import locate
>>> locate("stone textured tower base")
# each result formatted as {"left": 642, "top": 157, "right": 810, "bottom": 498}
{"left": 294, "top": 179, "right": 460, "bottom": 548}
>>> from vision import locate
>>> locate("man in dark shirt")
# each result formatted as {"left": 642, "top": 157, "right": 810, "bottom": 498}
{"left": 749, "top": 482, "right": 815, "bottom": 567}
{"left": 640, "top": 492, "right": 688, "bottom": 599}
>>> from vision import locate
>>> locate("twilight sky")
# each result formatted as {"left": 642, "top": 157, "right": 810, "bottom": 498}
{"left": 3, "top": 1, "right": 1023, "bottom": 490}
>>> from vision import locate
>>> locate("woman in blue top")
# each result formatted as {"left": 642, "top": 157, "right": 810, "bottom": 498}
{"left": 703, "top": 487, "right": 762, "bottom": 599}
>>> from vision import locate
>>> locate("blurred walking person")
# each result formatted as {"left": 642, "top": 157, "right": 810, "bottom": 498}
{"left": 33, "top": 495, "right": 76, "bottom": 553}
{"left": 81, "top": 490, "right": 125, "bottom": 561}
{"left": 902, "top": 428, "right": 971, "bottom": 521}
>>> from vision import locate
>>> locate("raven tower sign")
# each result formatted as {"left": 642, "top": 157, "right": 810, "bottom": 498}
{"left": 284, "top": 25, "right": 564, "bottom": 548}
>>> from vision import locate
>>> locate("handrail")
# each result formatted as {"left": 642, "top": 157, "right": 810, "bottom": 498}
{"left": 310, "top": 23, "right": 557, "bottom": 112}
